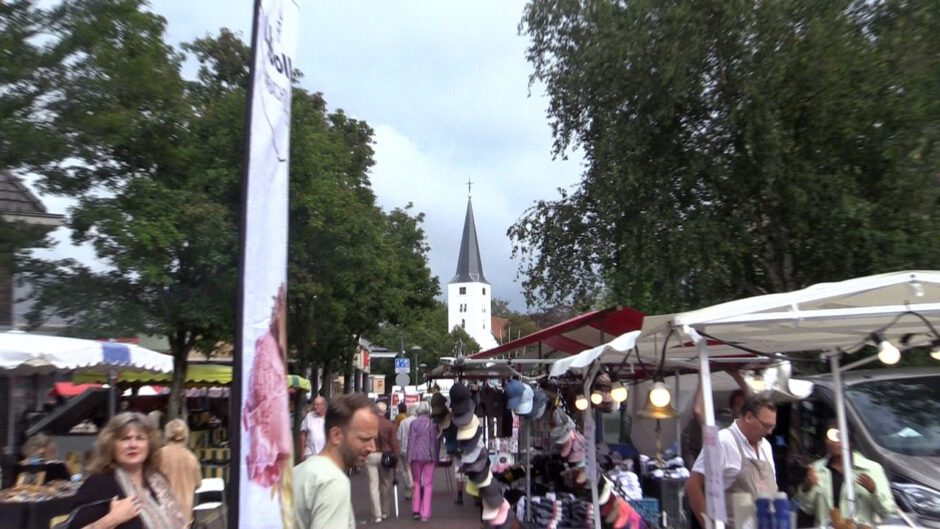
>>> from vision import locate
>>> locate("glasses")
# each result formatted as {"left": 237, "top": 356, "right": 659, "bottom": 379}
{"left": 756, "top": 417, "right": 776, "bottom": 433}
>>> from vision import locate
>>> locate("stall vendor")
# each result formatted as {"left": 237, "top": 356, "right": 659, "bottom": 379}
{"left": 686, "top": 395, "right": 778, "bottom": 529}
{"left": 795, "top": 421, "right": 896, "bottom": 526}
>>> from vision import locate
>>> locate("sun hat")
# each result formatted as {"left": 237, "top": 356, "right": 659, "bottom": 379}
{"left": 430, "top": 392, "right": 448, "bottom": 416}
{"left": 460, "top": 436, "right": 484, "bottom": 464}
{"left": 452, "top": 406, "right": 476, "bottom": 427}
{"left": 456, "top": 414, "right": 479, "bottom": 441}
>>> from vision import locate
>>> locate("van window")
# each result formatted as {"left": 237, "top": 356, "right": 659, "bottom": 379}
{"left": 846, "top": 375, "right": 940, "bottom": 457}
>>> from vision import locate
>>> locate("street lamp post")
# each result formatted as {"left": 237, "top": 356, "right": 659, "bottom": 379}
{"left": 410, "top": 345, "right": 421, "bottom": 387}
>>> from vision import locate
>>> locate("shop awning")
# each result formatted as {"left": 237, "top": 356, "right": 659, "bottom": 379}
{"left": 470, "top": 306, "right": 645, "bottom": 359}
{"left": 0, "top": 332, "right": 173, "bottom": 375}
{"left": 74, "top": 363, "right": 311, "bottom": 391}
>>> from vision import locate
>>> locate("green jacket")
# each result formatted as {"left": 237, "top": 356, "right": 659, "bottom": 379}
{"left": 795, "top": 451, "right": 896, "bottom": 526}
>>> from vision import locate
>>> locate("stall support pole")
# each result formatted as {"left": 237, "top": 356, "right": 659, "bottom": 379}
{"left": 693, "top": 330, "right": 724, "bottom": 529}
{"left": 829, "top": 353, "right": 857, "bottom": 518}
{"left": 584, "top": 362, "right": 602, "bottom": 529}
{"left": 525, "top": 416, "right": 531, "bottom": 524}
{"left": 108, "top": 368, "right": 117, "bottom": 418}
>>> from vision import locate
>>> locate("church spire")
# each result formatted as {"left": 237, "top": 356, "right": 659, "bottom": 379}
{"left": 451, "top": 196, "right": 488, "bottom": 284}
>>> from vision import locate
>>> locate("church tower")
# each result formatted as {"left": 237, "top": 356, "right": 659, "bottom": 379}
{"left": 448, "top": 190, "right": 498, "bottom": 351}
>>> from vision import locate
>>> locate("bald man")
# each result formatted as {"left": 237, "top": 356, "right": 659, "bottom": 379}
{"left": 301, "top": 396, "right": 328, "bottom": 458}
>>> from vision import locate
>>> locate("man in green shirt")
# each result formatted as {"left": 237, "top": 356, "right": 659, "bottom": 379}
{"left": 294, "top": 393, "right": 380, "bottom": 529}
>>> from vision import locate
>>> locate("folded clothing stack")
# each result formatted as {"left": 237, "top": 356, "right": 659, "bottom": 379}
{"left": 607, "top": 468, "right": 643, "bottom": 500}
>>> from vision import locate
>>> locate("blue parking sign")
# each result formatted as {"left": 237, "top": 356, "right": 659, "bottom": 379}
{"left": 395, "top": 358, "right": 411, "bottom": 373}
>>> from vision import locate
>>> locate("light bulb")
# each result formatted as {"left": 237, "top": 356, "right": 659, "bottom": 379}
{"left": 611, "top": 383, "right": 628, "bottom": 403}
{"left": 931, "top": 341, "right": 940, "bottom": 361}
{"left": 649, "top": 381, "right": 671, "bottom": 408}
{"left": 826, "top": 428, "right": 840, "bottom": 443}
{"left": 877, "top": 339, "right": 901, "bottom": 365}
{"left": 590, "top": 391, "right": 603, "bottom": 405}
{"left": 575, "top": 395, "right": 589, "bottom": 411}
{"left": 750, "top": 372, "right": 766, "bottom": 392}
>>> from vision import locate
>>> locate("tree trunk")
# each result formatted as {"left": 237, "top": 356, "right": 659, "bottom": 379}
{"left": 167, "top": 332, "right": 189, "bottom": 421}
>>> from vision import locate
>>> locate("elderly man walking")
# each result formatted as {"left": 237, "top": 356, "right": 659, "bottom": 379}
{"left": 365, "top": 401, "right": 399, "bottom": 523}
{"left": 396, "top": 404, "right": 417, "bottom": 500}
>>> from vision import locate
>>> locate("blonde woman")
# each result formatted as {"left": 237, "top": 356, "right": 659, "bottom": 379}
{"left": 159, "top": 419, "right": 203, "bottom": 525}
{"left": 68, "top": 412, "right": 187, "bottom": 529}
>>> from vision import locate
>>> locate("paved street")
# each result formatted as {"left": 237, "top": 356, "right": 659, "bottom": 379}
{"left": 349, "top": 465, "right": 484, "bottom": 529}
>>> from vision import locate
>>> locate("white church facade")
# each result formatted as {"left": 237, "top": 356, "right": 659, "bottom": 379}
{"left": 447, "top": 196, "right": 499, "bottom": 351}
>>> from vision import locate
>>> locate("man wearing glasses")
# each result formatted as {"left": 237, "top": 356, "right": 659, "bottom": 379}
{"left": 687, "top": 395, "right": 779, "bottom": 529}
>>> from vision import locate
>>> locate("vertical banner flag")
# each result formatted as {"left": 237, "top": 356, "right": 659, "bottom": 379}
{"left": 233, "top": 1, "right": 300, "bottom": 529}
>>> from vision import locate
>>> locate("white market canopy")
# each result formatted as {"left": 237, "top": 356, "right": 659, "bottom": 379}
{"left": 0, "top": 331, "right": 173, "bottom": 375}
{"left": 666, "top": 270, "right": 940, "bottom": 356}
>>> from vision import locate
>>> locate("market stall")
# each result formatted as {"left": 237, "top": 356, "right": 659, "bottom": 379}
{"left": 0, "top": 332, "right": 174, "bottom": 529}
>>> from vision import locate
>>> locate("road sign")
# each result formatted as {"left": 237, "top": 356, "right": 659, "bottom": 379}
{"left": 395, "top": 357, "right": 411, "bottom": 374}
{"left": 395, "top": 373, "right": 410, "bottom": 386}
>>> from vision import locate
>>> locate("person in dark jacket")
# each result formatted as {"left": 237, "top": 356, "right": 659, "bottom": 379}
{"left": 69, "top": 412, "right": 186, "bottom": 529}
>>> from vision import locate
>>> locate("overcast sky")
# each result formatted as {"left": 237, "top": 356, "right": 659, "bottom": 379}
{"left": 27, "top": 1, "right": 584, "bottom": 311}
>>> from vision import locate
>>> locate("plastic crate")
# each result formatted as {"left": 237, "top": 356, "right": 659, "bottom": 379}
{"left": 628, "top": 498, "right": 661, "bottom": 529}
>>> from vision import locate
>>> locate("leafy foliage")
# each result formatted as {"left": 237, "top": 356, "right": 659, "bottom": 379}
{"left": 514, "top": 0, "right": 940, "bottom": 313}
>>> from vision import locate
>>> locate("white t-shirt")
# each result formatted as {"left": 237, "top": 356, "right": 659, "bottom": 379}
{"left": 397, "top": 416, "right": 416, "bottom": 454}
{"left": 692, "top": 420, "right": 775, "bottom": 490}
{"left": 300, "top": 412, "right": 325, "bottom": 457}
{"left": 293, "top": 455, "right": 354, "bottom": 529}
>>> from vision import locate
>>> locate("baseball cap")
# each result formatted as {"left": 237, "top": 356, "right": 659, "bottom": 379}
{"left": 524, "top": 388, "right": 548, "bottom": 419}
{"left": 457, "top": 424, "right": 482, "bottom": 451}
{"left": 449, "top": 382, "right": 474, "bottom": 416}
{"left": 456, "top": 414, "right": 479, "bottom": 441}
{"left": 513, "top": 384, "right": 534, "bottom": 415}
{"left": 504, "top": 379, "right": 525, "bottom": 409}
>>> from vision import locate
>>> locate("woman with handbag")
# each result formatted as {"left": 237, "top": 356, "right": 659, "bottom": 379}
{"left": 407, "top": 402, "right": 440, "bottom": 523}
{"left": 66, "top": 412, "right": 187, "bottom": 529}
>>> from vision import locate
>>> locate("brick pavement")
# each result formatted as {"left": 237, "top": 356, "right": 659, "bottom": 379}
{"left": 349, "top": 466, "right": 485, "bottom": 529}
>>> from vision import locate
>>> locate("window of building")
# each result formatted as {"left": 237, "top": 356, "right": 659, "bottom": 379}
{"left": 459, "top": 287, "right": 466, "bottom": 295}
{"left": 461, "top": 319, "right": 465, "bottom": 329}
{"left": 483, "top": 288, "right": 486, "bottom": 295}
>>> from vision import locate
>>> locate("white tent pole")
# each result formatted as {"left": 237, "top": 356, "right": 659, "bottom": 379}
{"left": 692, "top": 328, "right": 725, "bottom": 529}
{"left": 584, "top": 361, "right": 603, "bottom": 529}
{"left": 829, "top": 353, "right": 857, "bottom": 518}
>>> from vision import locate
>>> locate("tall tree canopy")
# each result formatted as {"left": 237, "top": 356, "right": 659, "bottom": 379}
{"left": 513, "top": 0, "right": 940, "bottom": 313}
{"left": 13, "top": 1, "right": 438, "bottom": 414}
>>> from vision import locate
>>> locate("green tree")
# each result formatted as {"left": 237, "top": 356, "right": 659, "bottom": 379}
{"left": 19, "top": 4, "right": 240, "bottom": 419}
{"left": 514, "top": 0, "right": 940, "bottom": 313}
{"left": 491, "top": 297, "right": 540, "bottom": 344}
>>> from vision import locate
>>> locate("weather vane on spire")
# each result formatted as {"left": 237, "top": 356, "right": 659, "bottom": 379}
{"left": 467, "top": 177, "right": 473, "bottom": 198}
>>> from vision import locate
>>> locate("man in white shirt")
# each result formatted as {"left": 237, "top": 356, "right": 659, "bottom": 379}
{"left": 294, "top": 393, "right": 379, "bottom": 529}
{"left": 300, "top": 396, "right": 327, "bottom": 458}
{"left": 686, "top": 394, "right": 778, "bottom": 529}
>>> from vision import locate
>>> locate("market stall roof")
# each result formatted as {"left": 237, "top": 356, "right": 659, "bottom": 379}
{"left": 665, "top": 270, "right": 940, "bottom": 357}
{"left": 470, "top": 305, "right": 645, "bottom": 359}
{"left": 74, "top": 363, "right": 311, "bottom": 391}
{"left": 0, "top": 331, "right": 173, "bottom": 375}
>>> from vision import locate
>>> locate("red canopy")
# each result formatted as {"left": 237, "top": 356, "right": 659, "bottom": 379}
{"left": 471, "top": 306, "right": 645, "bottom": 359}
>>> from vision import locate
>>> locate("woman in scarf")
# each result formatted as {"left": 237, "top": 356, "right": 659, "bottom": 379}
{"left": 69, "top": 412, "right": 187, "bottom": 529}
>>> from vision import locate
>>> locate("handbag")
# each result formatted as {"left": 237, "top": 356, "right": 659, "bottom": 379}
{"left": 381, "top": 452, "right": 398, "bottom": 468}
